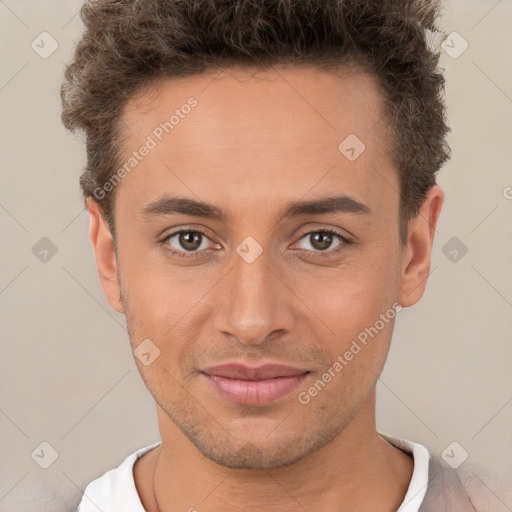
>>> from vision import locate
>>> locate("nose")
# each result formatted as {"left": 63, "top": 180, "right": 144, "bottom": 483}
{"left": 213, "top": 245, "right": 294, "bottom": 345}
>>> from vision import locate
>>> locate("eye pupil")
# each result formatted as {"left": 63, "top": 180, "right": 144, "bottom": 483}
{"left": 180, "top": 232, "right": 202, "bottom": 251}
{"left": 311, "top": 232, "right": 333, "bottom": 251}
{"left": 170, "top": 229, "right": 342, "bottom": 256}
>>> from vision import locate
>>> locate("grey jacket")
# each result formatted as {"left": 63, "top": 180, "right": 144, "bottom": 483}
{"left": 418, "top": 455, "right": 478, "bottom": 511}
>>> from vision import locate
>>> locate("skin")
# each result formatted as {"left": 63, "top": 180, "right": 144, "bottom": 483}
{"left": 87, "top": 65, "right": 444, "bottom": 511}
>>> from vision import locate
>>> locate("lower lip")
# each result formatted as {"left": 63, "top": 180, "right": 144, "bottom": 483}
{"left": 203, "top": 373, "right": 309, "bottom": 406}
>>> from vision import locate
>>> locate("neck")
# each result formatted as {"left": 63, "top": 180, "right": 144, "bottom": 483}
{"left": 136, "top": 391, "right": 413, "bottom": 512}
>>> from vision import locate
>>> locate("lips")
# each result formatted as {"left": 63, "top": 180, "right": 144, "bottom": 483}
{"left": 202, "top": 363, "right": 308, "bottom": 380}
{"left": 201, "top": 363, "right": 309, "bottom": 406}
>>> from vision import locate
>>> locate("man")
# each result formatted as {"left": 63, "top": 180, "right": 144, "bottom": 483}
{"left": 61, "top": 0, "right": 477, "bottom": 510}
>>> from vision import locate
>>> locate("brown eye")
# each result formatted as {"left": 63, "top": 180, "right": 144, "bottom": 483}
{"left": 294, "top": 229, "right": 349, "bottom": 255}
{"left": 309, "top": 231, "right": 334, "bottom": 251}
{"left": 163, "top": 229, "right": 218, "bottom": 257}
{"left": 178, "top": 232, "right": 203, "bottom": 251}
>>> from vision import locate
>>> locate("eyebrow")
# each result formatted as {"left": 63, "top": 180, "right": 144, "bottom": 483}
{"left": 140, "top": 194, "right": 371, "bottom": 222}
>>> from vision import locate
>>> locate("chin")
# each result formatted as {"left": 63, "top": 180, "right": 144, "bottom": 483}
{"left": 198, "top": 441, "right": 309, "bottom": 469}
{"left": 188, "top": 425, "right": 338, "bottom": 470}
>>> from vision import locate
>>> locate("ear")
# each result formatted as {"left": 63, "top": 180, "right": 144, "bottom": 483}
{"left": 398, "top": 185, "right": 444, "bottom": 307}
{"left": 86, "top": 198, "right": 124, "bottom": 314}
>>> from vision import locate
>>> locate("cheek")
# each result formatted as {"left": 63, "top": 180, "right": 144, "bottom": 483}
{"left": 301, "top": 310, "right": 396, "bottom": 415}
{"left": 298, "top": 250, "right": 399, "bottom": 329}
{"left": 120, "top": 258, "right": 215, "bottom": 372}
{"left": 294, "top": 247, "right": 400, "bottom": 374}
{"left": 119, "top": 229, "right": 400, "bottom": 357}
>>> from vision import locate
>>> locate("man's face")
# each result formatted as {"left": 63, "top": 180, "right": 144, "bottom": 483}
{"left": 111, "top": 66, "right": 404, "bottom": 468}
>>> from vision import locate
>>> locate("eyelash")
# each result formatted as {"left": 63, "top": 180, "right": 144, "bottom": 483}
{"left": 159, "top": 227, "right": 351, "bottom": 259}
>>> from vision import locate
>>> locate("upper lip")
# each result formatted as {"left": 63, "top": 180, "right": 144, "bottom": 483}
{"left": 201, "top": 363, "right": 309, "bottom": 380}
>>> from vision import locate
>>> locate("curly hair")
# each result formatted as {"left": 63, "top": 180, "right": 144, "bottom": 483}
{"left": 61, "top": 0, "right": 451, "bottom": 245}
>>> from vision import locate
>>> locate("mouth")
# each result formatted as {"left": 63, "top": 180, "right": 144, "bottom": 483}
{"left": 201, "top": 363, "right": 310, "bottom": 406}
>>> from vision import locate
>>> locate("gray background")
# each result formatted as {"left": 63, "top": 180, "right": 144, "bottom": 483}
{"left": 0, "top": 0, "right": 511, "bottom": 510}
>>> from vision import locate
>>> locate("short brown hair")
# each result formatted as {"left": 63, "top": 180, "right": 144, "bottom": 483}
{"left": 61, "top": 0, "right": 451, "bottom": 245}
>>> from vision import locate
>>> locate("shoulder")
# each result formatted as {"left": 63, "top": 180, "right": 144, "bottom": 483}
{"left": 419, "top": 455, "right": 478, "bottom": 512}
{"left": 77, "top": 442, "right": 161, "bottom": 512}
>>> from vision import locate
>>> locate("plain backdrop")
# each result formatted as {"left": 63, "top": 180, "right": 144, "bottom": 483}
{"left": 0, "top": 0, "right": 511, "bottom": 510}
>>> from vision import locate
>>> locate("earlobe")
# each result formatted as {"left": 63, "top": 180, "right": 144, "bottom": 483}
{"left": 86, "top": 198, "right": 124, "bottom": 314}
{"left": 397, "top": 185, "right": 444, "bottom": 308}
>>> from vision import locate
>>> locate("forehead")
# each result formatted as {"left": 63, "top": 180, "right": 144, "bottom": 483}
{"left": 117, "top": 65, "right": 397, "bottom": 220}
{"left": 122, "top": 64, "right": 387, "bottom": 145}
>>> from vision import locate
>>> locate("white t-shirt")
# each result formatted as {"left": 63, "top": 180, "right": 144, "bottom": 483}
{"left": 77, "top": 432, "right": 430, "bottom": 512}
